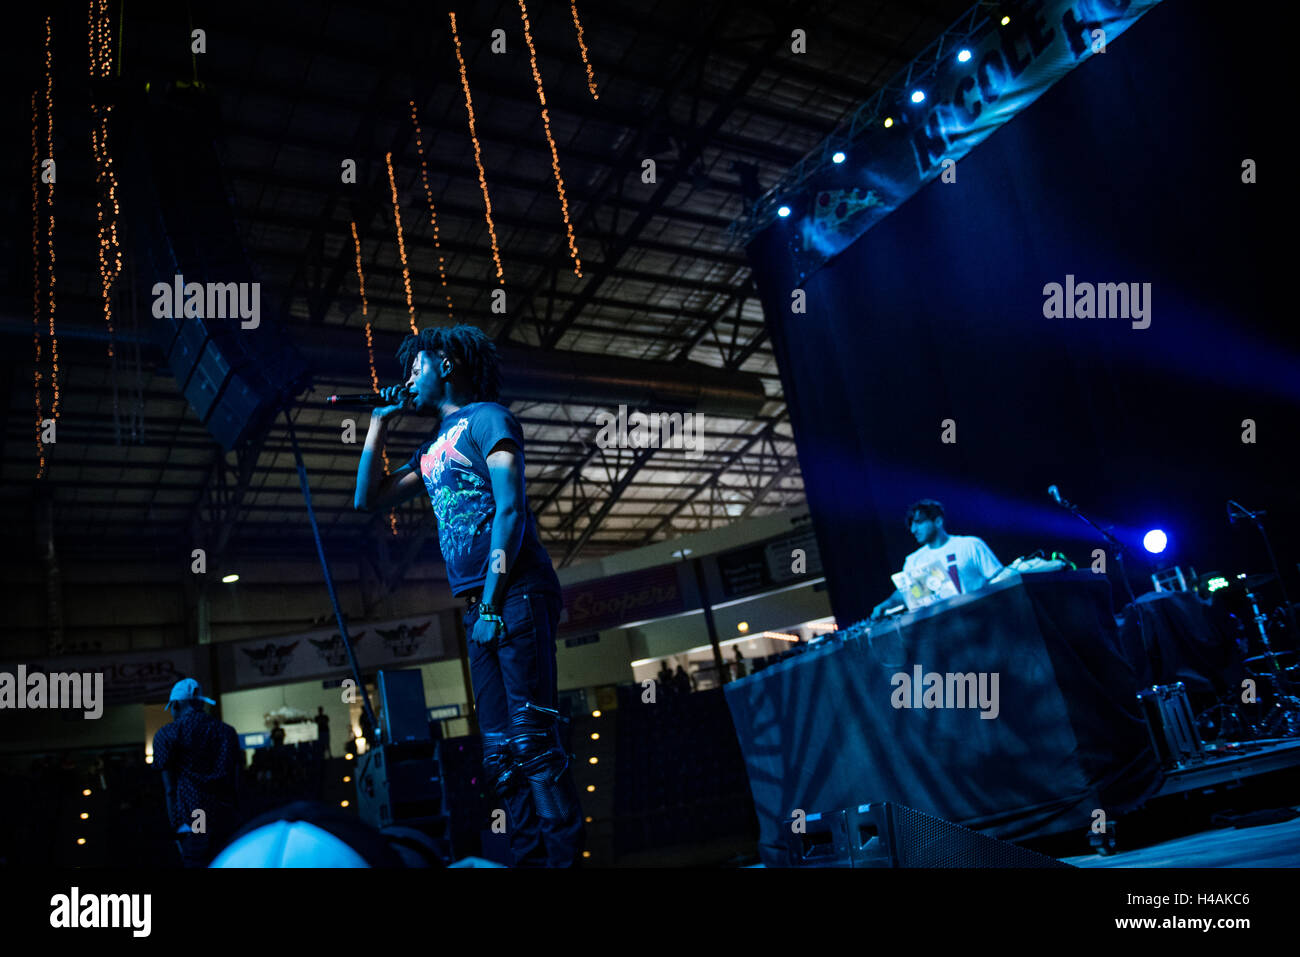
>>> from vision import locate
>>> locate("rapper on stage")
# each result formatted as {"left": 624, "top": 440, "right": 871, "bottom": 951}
{"left": 353, "top": 324, "right": 584, "bottom": 867}
{"left": 871, "top": 499, "right": 1004, "bottom": 620}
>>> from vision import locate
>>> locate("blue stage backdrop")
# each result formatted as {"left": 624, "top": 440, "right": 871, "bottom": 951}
{"left": 747, "top": 0, "right": 1293, "bottom": 628}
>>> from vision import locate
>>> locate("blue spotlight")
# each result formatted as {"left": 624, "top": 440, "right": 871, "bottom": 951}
{"left": 831, "top": 151, "right": 846, "bottom": 164}
{"left": 910, "top": 90, "right": 926, "bottom": 103}
{"left": 777, "top": 205, "right": 791, "bottom": 218}
{"left": 1143, "top": 529, "right": 1168, "bottom": 554}
{"left": 957, "top": 49, "right": 972, "bottom": 63}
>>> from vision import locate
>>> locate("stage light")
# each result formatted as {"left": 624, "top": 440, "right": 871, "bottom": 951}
{"left": 340, "top": 800, "right": 349, "bottom": 808}
{"left": 77, "top": 838, "right": 86, "bottom": 845}
{"left": 591, "top": 710, "right": 601, "bottom": 718}
{"left": 957, "top": 49, "right": 972, "bottom": 63}
{"left": 582, "top": 851, "right": 591, "bottom": 858}
{"left": 1001, "top": 15, "right": 1010, "bottom": 25}
{"left": 777, "top": 205, "right": 791, "bottom": 218}
{"left": 586, "top": 785, "right": 596, "bottom": 792}
{"left": 588, "top": 757, "right": 598, "bottom": 764}
{"left": 222, "top": 574, "right": 239, "bottom": 584}
{"left": 590, "top": 732, "right": 599, "bottom": 740}
{"left": 80, "top": 813, "right": 88, "bottom": 820}
{"left": 82, "top": 789, "right": 91, "bottom": 796}
{"left": 884, "top": 117, "right": 894, "bottom": 128}
{"left": 831, "top": 151, "right": 846, "bottom": 164}
{"left": 911, "top": 90, "right": 926, "bottom": 103}
{"left": 1143, "top": 529, "right": 1168, "bottom": 554}
{"left": 1207, "top": 576, "right": 1229, "bottom": 593}
{"left": 345, "top": 753, "right": 354, "bottom": 761}
{"left": 343, "top": 776, "right": 351, "bottom": 783}
{"left": 737, "top": 621, "right": 749, "bottom": 632}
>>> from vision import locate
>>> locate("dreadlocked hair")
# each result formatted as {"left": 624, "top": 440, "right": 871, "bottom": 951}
{"left": 395, "top": 324, "right": 502, "bottom": 403}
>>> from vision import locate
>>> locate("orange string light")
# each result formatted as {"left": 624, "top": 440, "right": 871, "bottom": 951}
{"left": 45, "top": 18, "right": 60, "bottom": 423}
{"left": 409, "top": 100, "right": 454, "bottom": 320}
{"left": 518, "top": 0, "right": 582, "bottom": 276}
{"left": 570, "top": 1, "right": 599, "bottom": 100}
{"left": 351, "top": 220, "right": 399, "bottom": 536}
{"left": 384, "top": 151, "right": 420, "bottom": 336}
{"left": 448, "top": 11, "right": 505, "bottom": 284}
{"left": 89, "top": 0, "right": 120, "bottom": 404}
{"left": 32, "top": 90, "right": 45, "bottom": 479}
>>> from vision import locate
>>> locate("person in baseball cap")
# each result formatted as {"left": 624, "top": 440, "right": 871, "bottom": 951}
{"left": 153, "top": 677, "right": 241, "bottom": 866}
{"left": 164, "top": 677, "right": 216, "bottom": 712}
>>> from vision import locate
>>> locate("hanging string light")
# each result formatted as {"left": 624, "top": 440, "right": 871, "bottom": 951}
{"left": 518, "top": 0, "right": 582, "bottom": 276}
{"left": 384, "top": 151, "right": 420, "bottom": 336}
{"left": 91, "top": 112, "right": 122, "bottom": 359}
{"left": 45, "top": 17, "right": 60, "bottom": 421}
{"left": 351, "top": 220, "right": 399, "bottom": 537}
{"left": 32, "top": 90, "right": 46, "bottom": 479}
{"left": 569, "top": 1, "right": 599, "bottom": 100}
{"left": 90, "top": 0, "right": 122, "bottom": 449}
{"left": 448, "top": 11, "right": 505, "bottom": 284}
{"left": 409, "top": 100, "right": 454, "bottom": 321}
{"left": 351, "top": 221, "right": 379, "bottom": 394}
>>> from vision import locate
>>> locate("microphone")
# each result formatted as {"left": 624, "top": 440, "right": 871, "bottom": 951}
{"left": 324, "top": 387, "right": 409, "bottom": 407}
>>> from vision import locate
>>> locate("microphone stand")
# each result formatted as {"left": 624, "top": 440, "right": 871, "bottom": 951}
{"left": 1229, "top": 501, "right": 1299, "bottom": 645}
{"left": 283, "top": 406, "right": 381, "bottom": 745}
{"left": 1053, "top": 493, "right": 1147, "bottom": 657}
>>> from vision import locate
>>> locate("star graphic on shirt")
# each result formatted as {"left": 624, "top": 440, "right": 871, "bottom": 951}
{"left": 425, "top": 418, "right": 473, "bottom": 484}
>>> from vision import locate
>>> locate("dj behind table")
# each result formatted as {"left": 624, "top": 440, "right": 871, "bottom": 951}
{"left": 723, "top": 570, "right": 1166, "bottom": 867}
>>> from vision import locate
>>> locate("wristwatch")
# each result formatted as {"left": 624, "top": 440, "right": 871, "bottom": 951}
{"left": 477, "top": 602, "right": 504, "bottom": 625}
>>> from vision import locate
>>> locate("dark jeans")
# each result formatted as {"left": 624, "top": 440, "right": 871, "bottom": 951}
{"left": 466, "top": 578, "right": 585, "bottom": 868}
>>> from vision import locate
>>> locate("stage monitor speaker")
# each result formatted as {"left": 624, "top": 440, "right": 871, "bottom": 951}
{"left": 378, "top": 669, "right": 433, "bottom": 745}
{"left": 355, "top": 742, "right": 449, "bottom": 834}
{"left": 780, "top": 802, "right": 1072, "bottom": 868}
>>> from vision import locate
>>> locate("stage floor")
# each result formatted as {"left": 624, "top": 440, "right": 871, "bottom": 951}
{"left": 1062, "top": 810, "right": 1300, "bottom": 867}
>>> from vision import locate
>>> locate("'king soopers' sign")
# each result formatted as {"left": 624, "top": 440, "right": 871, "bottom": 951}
{"left": 792, "top": 0, "right": 1163, "bottom": 276}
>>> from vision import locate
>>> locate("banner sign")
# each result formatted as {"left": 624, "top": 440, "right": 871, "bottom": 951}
{"left": 227, "top": 614, "right": 447, "bottom": 691}
{"left": 717, "top": 526, "right": 824, "bottom": 599}
{"left": 0, "top": 646, "right": 203, "bottom": 708}
{"left": 559, "top": 564, "right": 685, "bottom": 635}
{"left": 783, "top": 0, "right": 1163, "bottom": 277}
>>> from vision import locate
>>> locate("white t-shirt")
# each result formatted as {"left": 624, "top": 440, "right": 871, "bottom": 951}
{"left": 901, "top": 535, "right": 1002, "bottom": 597}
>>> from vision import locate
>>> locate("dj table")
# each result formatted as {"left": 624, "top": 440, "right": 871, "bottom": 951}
{"left": 724, "top": 571, "right": 1165, "bottom": 864}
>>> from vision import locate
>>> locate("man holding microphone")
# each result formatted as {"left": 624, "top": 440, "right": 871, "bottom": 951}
{"left": 352, "top": 324, "right": 583, "bottom": 867}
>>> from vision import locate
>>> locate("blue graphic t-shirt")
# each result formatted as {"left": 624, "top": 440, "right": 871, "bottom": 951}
{"left": 406, "top": 402, "right": 553, "bottom": 597}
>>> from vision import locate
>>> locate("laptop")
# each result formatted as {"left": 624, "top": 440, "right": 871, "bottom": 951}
{"left": 890, "top": 559, "right": 959, "bottom": 612}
